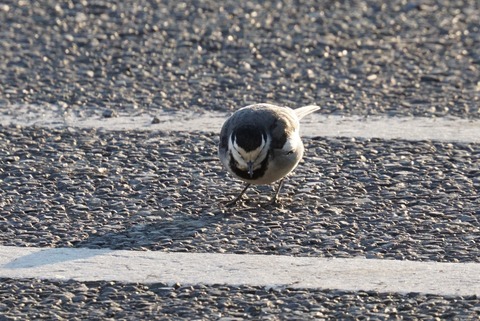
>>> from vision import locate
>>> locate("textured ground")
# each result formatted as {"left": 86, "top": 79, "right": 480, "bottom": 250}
{"left": 1, "top": 279, "right": 479, "bottom": 320}
{"left": 1, "top": 125, "right": 479, "bottom": 319}
{"left": 1, "top": 126, "right": 479, "bottom": 262}
{"left": 0, "top": 0, "right": 479, "bottom": 118}
{"left": 1, "top": 0, "right": 479, "bottom": 320}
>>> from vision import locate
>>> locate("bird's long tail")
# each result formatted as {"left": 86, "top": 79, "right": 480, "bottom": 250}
{"left": 294, "top": 105, "right": 321, "bottom": 119}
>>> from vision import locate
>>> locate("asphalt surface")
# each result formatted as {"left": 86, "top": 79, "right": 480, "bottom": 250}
{"left": 1, "top": 0, "right": 480, "bottom": 320}
{"left": 1, "top": 278, "right": 479, "bottom": 320}
{"left": 0, "top": 0, "right": 479, "bottom": 118}
{"left": 1, "top": 126, "right": 479, "bottom": 262}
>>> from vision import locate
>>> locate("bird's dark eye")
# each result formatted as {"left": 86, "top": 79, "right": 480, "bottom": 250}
{"left": 286, "top": 150, "right": 294, "bottom": 155}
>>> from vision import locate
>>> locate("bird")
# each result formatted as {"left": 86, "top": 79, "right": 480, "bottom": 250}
{"left": 218, "top": 103, "right": 320, "bottom": 206}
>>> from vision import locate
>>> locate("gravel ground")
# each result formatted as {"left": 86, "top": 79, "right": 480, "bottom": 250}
{"left": 0, "top": 0, "right": 479, "bottom": 118}
{"left": 1, "top": 278, "right": 479, "bottom": 320}
{"left": 1, "top": 0, "right": 480, "bottom": 319}
{"left": 1, "top": 125, "right": 478, "bottom": 262}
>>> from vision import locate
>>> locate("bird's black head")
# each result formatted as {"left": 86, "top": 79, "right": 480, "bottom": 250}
{"left": 232, "top": 125, "right": 266, "bottom": 152}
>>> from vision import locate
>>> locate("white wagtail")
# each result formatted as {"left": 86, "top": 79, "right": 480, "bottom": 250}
{"left": 218, "top": 103, "right": 320, "bottom": 206}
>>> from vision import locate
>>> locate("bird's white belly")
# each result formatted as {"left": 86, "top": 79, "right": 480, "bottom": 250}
{"left": 243, "top": 148, "right": 303, "bottom": 185}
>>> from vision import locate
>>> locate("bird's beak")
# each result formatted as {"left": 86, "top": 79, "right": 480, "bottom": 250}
{"left": 247, "top": 161, "right": 254, "bottom": 178}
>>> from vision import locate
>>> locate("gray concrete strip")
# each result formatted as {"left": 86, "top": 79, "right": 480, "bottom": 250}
{"left": 1, "top": 105, "right": 479, "bottom": 142}
{"left": 1, "top": 246, "right": 479, "bottom": 296}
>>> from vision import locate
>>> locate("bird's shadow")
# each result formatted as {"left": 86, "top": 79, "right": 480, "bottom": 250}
{"left": 2, "top": 192, "right": 304, "bottom": 271}
{"left": 72, "top": 194, "right": 291, "bottom": 252}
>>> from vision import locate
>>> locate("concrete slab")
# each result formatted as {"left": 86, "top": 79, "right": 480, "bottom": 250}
{"left": 1, "top": 246, "right": 479, "bottom": 296}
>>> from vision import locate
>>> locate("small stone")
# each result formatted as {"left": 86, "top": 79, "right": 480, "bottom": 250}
{"left": 102, "top": 109, "right": 117, "bottom": 118}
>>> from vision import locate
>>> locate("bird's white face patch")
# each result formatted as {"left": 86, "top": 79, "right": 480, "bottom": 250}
{"left": 229, "top": 135, "right": 269, "bottom": 172}
{"left": 282, "top": 130, "right": 301, "bottom": 155}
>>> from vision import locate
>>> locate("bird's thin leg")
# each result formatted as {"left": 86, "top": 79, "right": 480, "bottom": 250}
{"left": 271, "top": 178, "right": 285, "bottom": 204}
{"left": 226, "top": 183, "right": 251, "bottom": 207}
